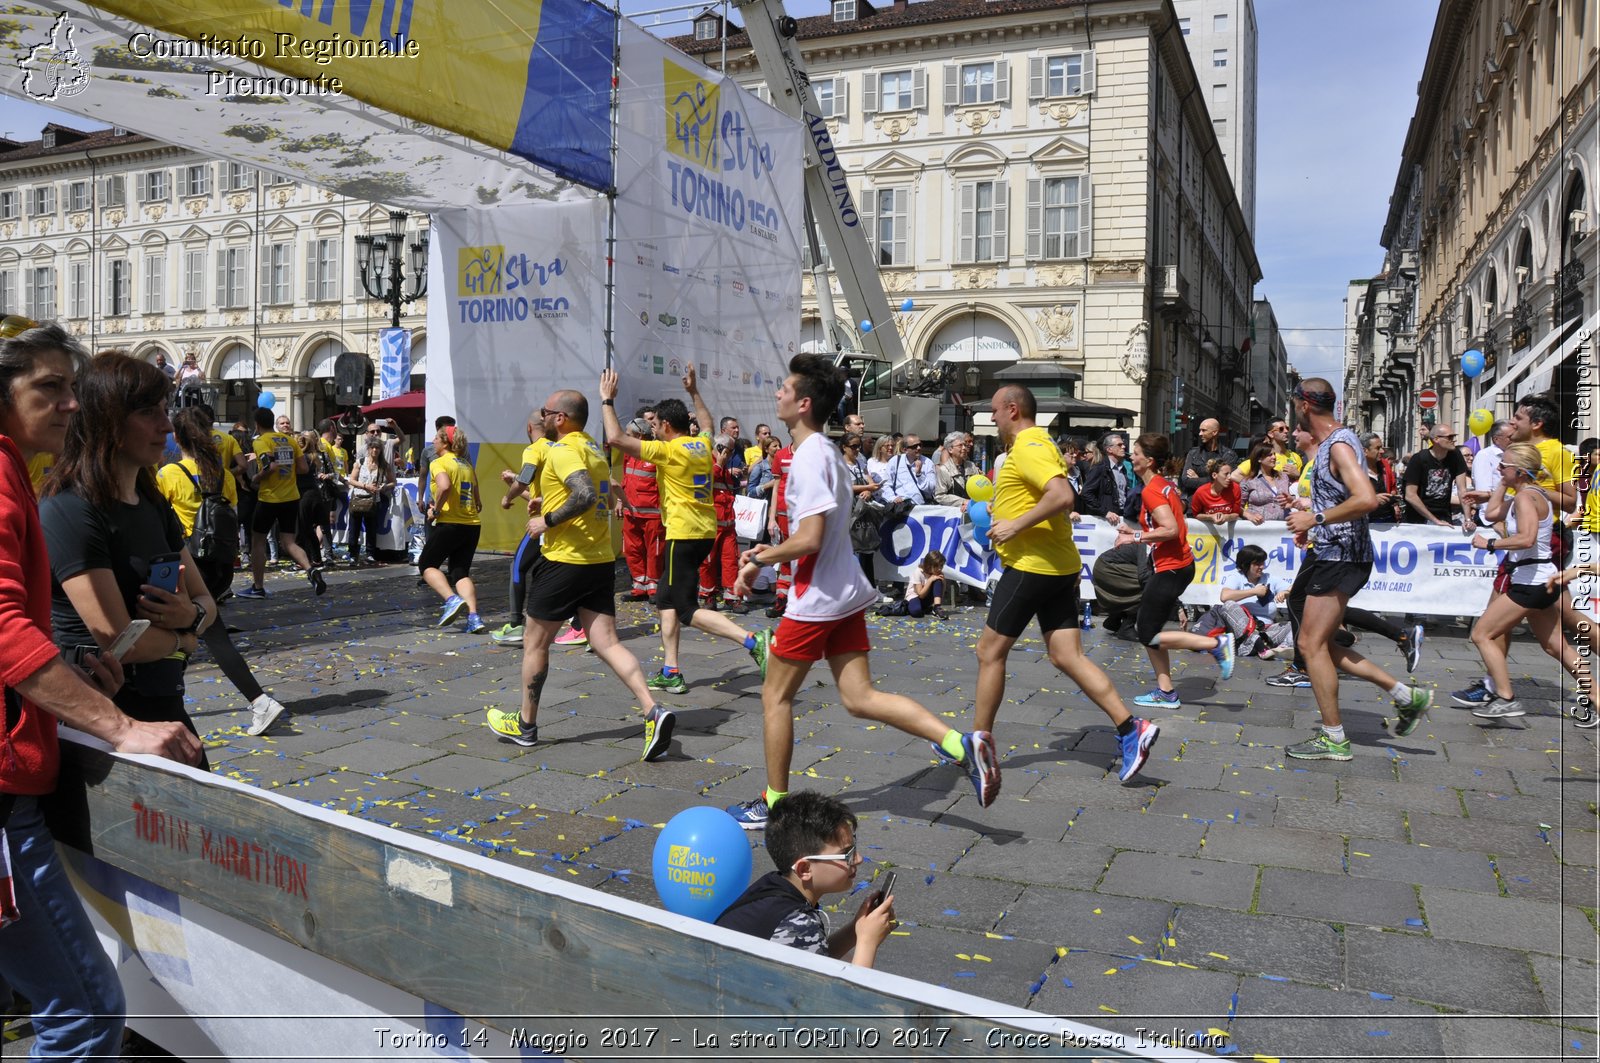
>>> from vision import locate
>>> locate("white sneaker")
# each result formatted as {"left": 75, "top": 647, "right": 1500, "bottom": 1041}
{"left": 247, "top": 694, "right": 287, "bottom": 736}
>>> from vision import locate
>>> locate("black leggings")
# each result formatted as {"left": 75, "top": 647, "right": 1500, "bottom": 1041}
{"left": 1289, "top": 607, "right": 1408, "bottom": 672}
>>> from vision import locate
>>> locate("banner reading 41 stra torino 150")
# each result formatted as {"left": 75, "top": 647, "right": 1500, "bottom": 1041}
{"left": 612, "top": 22, "right": 804, "bottom": 430}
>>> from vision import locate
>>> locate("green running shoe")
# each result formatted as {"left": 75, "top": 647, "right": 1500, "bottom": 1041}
{"left": 749, "top": 628, "right": 772, "bottom": 678}
{"left": 1286, "top": 730, "right": 1353, "bottom": 761}
{"left": 646, "top": 670, "right": 688, "bottom": 695}
{"left": 1393, "top": 687, "right": 1433, "bottom": 738}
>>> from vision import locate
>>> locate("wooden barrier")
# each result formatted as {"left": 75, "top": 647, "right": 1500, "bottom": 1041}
{"left": 43, "top": 736, "right": 1208, "bottom": 1060}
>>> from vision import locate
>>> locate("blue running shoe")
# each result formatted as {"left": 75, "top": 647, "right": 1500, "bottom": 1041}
{"left": 1451, "top": 682, "right": 1494, "bottom": 707}
{"left": 1117, "top": 718, "right": 1160, "bottom": 782}
{"left": 1210, "top": 632, "right": 1235, "bottom": 680}
{"left": 728, "top": 797, "right": 770, "bottom": 830}
{"left": 235, "top": 585, "right": 268, "bottom": 600}
{"left": 437, "top": 594, "right": 467, "bottom": 628}
{"left": 959, "top": 730, "right": 1001, "bottom": 807}
{"left": 930, "top": 741, "right": 960, "bottom": 765}
{"left": 465, "top": 613, "right": 486, "bottom": 634}
{"left": 1133, "top": 688, "right": 1181, "bottom": 709}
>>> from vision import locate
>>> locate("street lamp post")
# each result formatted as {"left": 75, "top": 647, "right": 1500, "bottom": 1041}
{"left": 355, "top": 210, "right": 429, "bottom": 328}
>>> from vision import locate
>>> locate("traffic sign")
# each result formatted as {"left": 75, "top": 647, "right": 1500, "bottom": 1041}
{"left": 1418, "top": 389, "right": 1439, "bottom": 410}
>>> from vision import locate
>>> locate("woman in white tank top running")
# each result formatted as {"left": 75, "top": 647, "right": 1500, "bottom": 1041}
{"left": 1467, "top": 442, "right": 1600, "bottom": 722}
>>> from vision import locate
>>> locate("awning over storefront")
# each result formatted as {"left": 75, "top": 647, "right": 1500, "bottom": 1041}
{"left": 1479, "top": 311, "right": 1598, "bottom": 403}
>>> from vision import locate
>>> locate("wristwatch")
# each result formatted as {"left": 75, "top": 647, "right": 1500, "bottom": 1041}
{"left": 183, "top": 600, "right": 208, "bottom": 635}
{"left": 1314, "top": 512, "right": 1327, "bottom": 526}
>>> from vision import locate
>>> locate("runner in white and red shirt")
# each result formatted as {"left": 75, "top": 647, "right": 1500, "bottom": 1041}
{"left": 726, "top": 355, "right": 1000, "bottom": 829}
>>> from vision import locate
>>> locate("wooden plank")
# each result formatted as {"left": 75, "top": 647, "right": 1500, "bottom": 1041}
{"left": 44, "top": 740, "right": 1202, "bottom": 1060}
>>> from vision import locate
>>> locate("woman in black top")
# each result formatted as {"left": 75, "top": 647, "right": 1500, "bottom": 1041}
{"left": 40, "top": 352, "right": 217, "bottom": 766}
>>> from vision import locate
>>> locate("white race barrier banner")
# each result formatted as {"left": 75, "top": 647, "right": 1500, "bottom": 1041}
{"left": 733, "top": 495, "right": 768, "bottom": 541}
{"left": 873, "top": 508, "right": 1510, "bottom": 616}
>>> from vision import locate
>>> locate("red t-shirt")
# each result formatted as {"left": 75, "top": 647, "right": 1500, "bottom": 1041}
{"left": 771, "top": 445, "right": 794, "bottom": 523}
{"left": 1140, "top": 475, "right": 1193, "bottom": 572}
{"left": 1190, "top": 481, "right": 1242, "bottom": 517}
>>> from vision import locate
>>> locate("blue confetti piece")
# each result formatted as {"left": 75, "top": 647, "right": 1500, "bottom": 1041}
{"left": 953, "top": 971, "right": 976, "bottom": 978}
{"left": 942, "top": 908, "right": 962, "bottom": 916}
{"left": 1573, "top": 1041, "right": 1584, "bottom": 1051}
{"left": 1368, "top": 1030, "right": 1389, "bottom": 1037}
{"left": 1515, "top": 876, "right": 1532, "bottom": 883}
{"left": 1227, "top": 991, "right": 1239, "bottom": 1021}
{"left": 1215, "top": 1045, "right": 1239, "bottom": 1055}
{"left": 1061, "top": 978, "right": 1074, "bottom": 987}
{"left": 1259, "top": 974, "right": 1288, "bottom": 982}
{"left": 1405, "top": 918, "right": 1424, "bottom": 927}
{"left": 925, "top": 874, "right": 936, "bottom": 885}
{"left": 1369, "top": 991, "right": 1394, "bottom": 1000}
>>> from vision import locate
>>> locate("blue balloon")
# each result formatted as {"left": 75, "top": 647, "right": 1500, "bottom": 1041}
{"left": 1461, "top": 349, "right": 1485, "bottom": 378}
{"left": 898, "top": 297, "right": 915, "bottom": 312}
{"left": 860, "top": 319, "right": 874, "bottom": 333}
{"left": 257, "top": 389, "right": 277, "bottom": 409}
{"left": 652, "top": 806, "right": 752, "bottom": 922}
{"left": 969, "top": 500, "right": 991, "bottom": 550}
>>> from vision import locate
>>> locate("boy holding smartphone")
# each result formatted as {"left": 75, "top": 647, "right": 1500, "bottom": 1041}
{"left": 714, "top": 791, "right": 896, "bottom": 968}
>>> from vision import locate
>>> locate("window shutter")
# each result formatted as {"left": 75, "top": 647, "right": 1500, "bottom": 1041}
{"left": 911, "top": 68, "right": 927, "bottom": 110}
{"left": 862, "top": 72, "right": 879, "bottom": 115}
{"left": 1079, "top": 178, "right": 1093, "bottom": 258}
{"left": 282, "top": 245, "right": 294, "bottom": 304}
{"left": 305, "top": 241, "right": 316, "bottom": 301}
{"left": 1082, "top": 51, "right": 1096, "bottom": 96}
{"left": 216, "top": 250, "right": 228, "bottom": 306}
{"left": 1025, "top": 178, "right": 1043, "bottom": 260}
{"left": 995, "top": 61, "right": 1010, "bottom": 103}
{"left": 259, "top": 245, "right": 272, "bottom": 305}
{"left": 944, "top": 65, "right": 959, "bottom": 108}
{"left": 860, "top": 189, "right": 878, "bottom": 259}
{"left": 1029, "top": 57, "right": 1045, "bottom": 101}
{"left": 992, "top": 178, "right": 1009, "bottom": 261}
{"left": 834, "top": 75, "right": 848, "bottom": 117}
{"left": 957, "top": 182, "right": 975, "bottom": 263}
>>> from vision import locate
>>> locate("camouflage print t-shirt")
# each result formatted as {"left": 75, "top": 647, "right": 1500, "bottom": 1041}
{"left": 770, "top": 906, "right": 827, "bottom": 953}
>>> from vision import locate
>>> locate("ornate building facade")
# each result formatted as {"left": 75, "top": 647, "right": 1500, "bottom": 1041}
{"left": 678, "top": 0, "right": 1262, "bottom": 441}
{"left": 0, "top": 124, "right": 427, "bottom": 430}
{"left": 1355, "top": 0, "right": 1595, "bottom": 456}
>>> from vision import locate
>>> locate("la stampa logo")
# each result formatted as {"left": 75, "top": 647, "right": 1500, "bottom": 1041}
{"left": 20, "top": 13, "right": 90, "bottom": 102}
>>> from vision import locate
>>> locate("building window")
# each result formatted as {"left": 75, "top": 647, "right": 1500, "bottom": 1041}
{"left": 954, "top": 61, "right": 1001, "bottom": 106}
{"left": 0, "top": 192, "right": 16, "bottom": 221}
{"left": 268, "top": 172, "right": 294, "bottom": 186}
{"left": 141, "top": 171, "right": 168, "bottom": 203}
{"left": 182, "top": 249, "right": 205, "bottom": 311}
{"left": 832, "top": 0, "right": 855, "bottom": 21}
{"left": 307, "top": 238, "right": 339, "bottom": 302}
{"left": 1026, "top": 175, "right": 1092, "bottom": 260}
{"left": 958, "top": 179, "right": 1009, "bottom": 263}
{"left": 98, "top": 175, "right": 125, "bottom": 207}
{"left": 1179, "top": 17, "right": 1190, "bottom": 34}
{"left": 1214, "top": 118, "right": 1227, "bottom": 138}
{"left": 143, "top": 254, "right": 164, "bottom": 314}
{"left": 868, "top": 68, "right": 924, "bottom": 113}
{"left": 26, "top": 266, "right": 55, "bottom": 319}
{"left": 224, "top": 163, "right": 254, "bottom": 192}
{"left": 863, "top": 187, "right": 908, "bottom": 266}
{"left": 1212, "top": 49, "right": 1228, "bottom": 68}
{"left": 183, "top": 164, "right": 211, "bottom": 198}
{"left": 216, "top": 247, "right": 248, "bottom": 308}
{"left": 262, "top": 241, "right": 293, "bottom": 304}
{"left": 67, "top": 182, "right": 88, "bottom": 213}
{"left": 813, "top": 76, "right": 847, "bottom": 119}
{"left": 694, "top": 17, "right": 717, "bottom": 40}
{"left": 1029, "top": 53, "right": 1094, "bottom": 99}
{"left": 1213, "top": 83, "right": 1229, "bottom": 105}
{"left": 0, "top": 271, "right": 13, "bottom": 314}
{"left": 107, "top": 258, "right": 131, "bottom": 316}
{"left": 67, "top": 261, "right": 89, "bottom": 318}
{"left": 28, "top": 186, "right": 55, "bottom": 216}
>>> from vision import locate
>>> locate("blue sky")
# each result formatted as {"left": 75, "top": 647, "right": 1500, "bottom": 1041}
{"left": 0, "top": 0, "right": 1438, "bottom": 386}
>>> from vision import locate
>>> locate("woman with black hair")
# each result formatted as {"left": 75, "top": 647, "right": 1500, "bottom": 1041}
{"left": 158, "top": 407, "right": 288, "bottom": 736}
{"left": 1113, "top": 432, "right": 1235, "bottom": 710}
{"left": 40, "top": 351, "right": 218, "bottom": 765}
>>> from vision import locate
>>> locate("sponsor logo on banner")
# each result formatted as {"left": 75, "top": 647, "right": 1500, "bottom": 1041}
{"left": 663, "top": 59, "right": 783, "bottom": 241}
{"left": 455, "top": 245, "right": 569, "bottom": 323}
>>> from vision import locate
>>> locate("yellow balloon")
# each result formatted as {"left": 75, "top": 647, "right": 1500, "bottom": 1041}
{"left": 1468, "top": 408, "right": 1494, "bottom": 437}
{"left": 967, "top": 473, "right": 994, "bottom": 502}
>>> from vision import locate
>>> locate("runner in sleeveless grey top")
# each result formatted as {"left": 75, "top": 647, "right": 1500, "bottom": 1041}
{"left": 1281, "top": 379, "right": 1432, "bottom": 762}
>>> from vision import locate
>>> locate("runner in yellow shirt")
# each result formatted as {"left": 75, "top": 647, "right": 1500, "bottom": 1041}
{"left": 487, "top": 391, "right": 668, "bottom": 759}
{"left": 601, "top": 364, "right": 769, "bottom": 694}
{"left": 969, "top": 384, "right": 1158, "bottom": 783}
{"left": 240, "top": 406, "right": 320, "bottom": 599}
{"left": 421, "top": 423, "right": 483, "bottom": 631}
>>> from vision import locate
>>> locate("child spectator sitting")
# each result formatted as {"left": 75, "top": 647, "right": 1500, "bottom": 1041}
{"left": 714, "top": 791, "right": 897, "bottom": 968}
{"left": 876, "top": 550, "right": 947, "bottom": 618}
{"left": 1186, "top": 544, "right": 1291, "bottom": 658}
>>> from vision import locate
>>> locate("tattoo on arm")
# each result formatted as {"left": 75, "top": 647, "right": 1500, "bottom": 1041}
{"left": 543, "top": 471, "right": 597, "bottom": 527}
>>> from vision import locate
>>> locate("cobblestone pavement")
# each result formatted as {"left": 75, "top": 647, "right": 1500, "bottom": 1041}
{"left": 17, "top": 557, "right": 1599, "bottom": 1061}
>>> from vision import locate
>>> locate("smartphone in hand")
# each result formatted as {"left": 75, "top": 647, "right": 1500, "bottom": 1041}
{"left": 107, "top": 619, "right": 151, "bottom": 660}
{"left": 147, "top": 553, "right": 182, "bottom": 594}
{"left": 873, "top": 869, "right": 897, "bottom": 908}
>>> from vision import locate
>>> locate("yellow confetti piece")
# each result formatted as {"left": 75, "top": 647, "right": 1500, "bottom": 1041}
{"left": 1098, "top": 1005, "right": 1118, "bottom": 1013}
{"left": 986, "top": 932, "right": 1006, "bottom": 940}
{"left": 1207, "top": 951, "right": 1230, "bottom": 960}
{"left": 1145, "top": 958, "right": 1175, "bottom": 967}
{"left": 1055, "top": 947, "right": 1068, "bottom": 957}
{"left": 1208, "top": 1028, "right": 1229, "bottom": 1039}
{"left": 1092, "top": 908, "right": 1102, "bottom": 914}
{"left": 973, "top": 954, "right": 991, "bottom": 963}
{"left": 1352, "top": 851, "right": 1371, "bottom": 858}
{"left": 1166, "top": 937, "right": 1177, "bottom": 947}
{"left": 1127, "top": 935, "right": 1143, "bottom": 945}
{"left": 1176, "top": 962, "right": 1199, "bottom": 969}
{"left": 956, "top": 953, "right": 971, "bottom": 960}
{"left": 1103, "top": 968, "right": 1119, "bottom": 975}
{"left": 1252, "top": 1056, "right": 1279, "bottom": 1063}
{"left": 890, "top": 930, "right": 910, "bottom": 936}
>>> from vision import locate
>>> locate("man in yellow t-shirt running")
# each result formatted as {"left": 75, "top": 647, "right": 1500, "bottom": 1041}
{"left": 239, "top": 406, "right": 320, "bottom": 599}
{"left": 972, "top": 384, "right": 1158, "bottom": 783}
{"left": 601, "top": 364, "right": 769, "bottom": 694}
{"left": 486, "top": 390, "right": 670, "bottom": 759}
